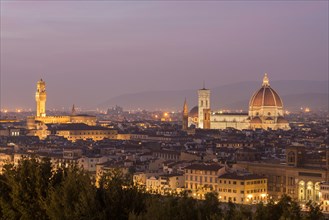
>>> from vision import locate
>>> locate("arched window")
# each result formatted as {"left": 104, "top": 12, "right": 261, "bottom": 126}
{"left": 201, "top": 101, "right": 203, "bottom": 107}
{"left": 298, "top": 181, "right": 305, "bottom": 201}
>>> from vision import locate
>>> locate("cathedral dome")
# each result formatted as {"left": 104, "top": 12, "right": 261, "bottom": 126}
{"left": 189, "top": 106, "right": 198, "bottom": 118}
{"left": 249, "top": 73, "right": 283, "bottom": 109}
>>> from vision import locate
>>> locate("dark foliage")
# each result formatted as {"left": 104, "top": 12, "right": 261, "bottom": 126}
{"left": 0, "top": 159, "right": 325, "bottom": 220}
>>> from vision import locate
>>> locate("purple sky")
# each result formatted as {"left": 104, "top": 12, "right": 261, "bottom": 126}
{"left": 1, "top": 1, "right": 328, "bottom": 110}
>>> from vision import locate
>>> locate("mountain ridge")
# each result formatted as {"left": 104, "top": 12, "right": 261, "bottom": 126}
{"left": 98, "top": 80, "right": 328, "bottom": 111}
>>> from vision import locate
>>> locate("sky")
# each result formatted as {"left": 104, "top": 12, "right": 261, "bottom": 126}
{"left": 1, "top": 1, "right": 328, "bottom": 110}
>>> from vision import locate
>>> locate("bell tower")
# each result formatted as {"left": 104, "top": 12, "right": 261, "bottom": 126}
{"left": 198, "top": 82, "right": 211, "bottom": 129}
{"left": 182, "top": 98, "right": 188, "bottom": 130}
{"left": 35, "top": 79, "right": 47, "bottom": 117}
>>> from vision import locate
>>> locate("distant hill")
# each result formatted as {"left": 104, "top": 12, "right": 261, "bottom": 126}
{"left": 98, "top": 80, "right": 328, "bottom": 111}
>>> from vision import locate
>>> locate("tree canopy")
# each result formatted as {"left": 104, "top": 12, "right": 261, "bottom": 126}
{"left": 0, "top": 158, "right": 325, "bottom": 220}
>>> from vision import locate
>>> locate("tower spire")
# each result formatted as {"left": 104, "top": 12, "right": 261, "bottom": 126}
{"left": 203, "top": 80, "right": 206, "bottom": 89}
{"left": 262, "top": 73, "right": 270, "bottom": 87}
{"left": 71, "top": 104, "right": 76, "bottom": 115}
{"left": 183, "top": 98, "right": 188, "bottom": 114}
{"left": 182, "top": 98, "right": 188, "bottom": 130}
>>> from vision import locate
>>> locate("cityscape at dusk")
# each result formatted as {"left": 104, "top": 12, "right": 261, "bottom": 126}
{"left": 0, "top": 1, "right": 328, "bottom": 220}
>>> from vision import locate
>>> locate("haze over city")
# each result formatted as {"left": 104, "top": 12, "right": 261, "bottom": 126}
{"left": 1, "top": 2, "right": 329, "bottom": 219}
{"left": 1, "top": 1, "right": 328, "bottom": 110}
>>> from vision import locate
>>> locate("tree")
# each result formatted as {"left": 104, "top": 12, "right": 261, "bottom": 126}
{"left": 290, "top": 200, "right": 302, "bottom": 220}
{"left": 198, "top": 192, "right": 222, "bottom": 220}
{"left": 45, "top": 166, "right": 98, "bottom": 220}
{"left": 238, "top": 205, "right": 252, "bottom": 220}
{"left": 278, "top": 194, "right": 292, "bottom": 220}
{"left": 254, "top": 202, "right": 267, "bottom": 220}
{"left": 224, "top": 200, "right": 237, "bottom": 220}
{"left": 305, "top": 201, "right": 324, "bottom": 220}
{"left": 96, "top": 168, "right": 147, "bottom": 220}
{"left": 0, "top": 157, "right": 52, "bottom": 220}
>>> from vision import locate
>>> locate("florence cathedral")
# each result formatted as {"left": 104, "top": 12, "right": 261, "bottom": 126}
{"left": 185, "top": 73, "right": 290, "bottom": 130}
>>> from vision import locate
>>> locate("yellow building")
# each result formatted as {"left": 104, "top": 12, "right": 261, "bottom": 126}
{"left": 218, "top": 173, "right": 267, "bottom": 204}
{"left": 184, "top": 163, "right": 268, "bottom": 204}
{"left": 27, "top": 79, "right": 97, "bottom": 139}
{"left": 236, "top": 145, "right": 329, "bottom": 203}
{"left": 49, "top": 123, "right": 117, "bottom": 142}
{"left": 184, "top": 164, "right": 226, "bottom": 199}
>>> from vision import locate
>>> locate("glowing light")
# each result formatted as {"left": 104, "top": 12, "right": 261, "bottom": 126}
{"left": 305, "top": 107, "right": 310, "bottom": 113}
{"left": 4, "top": 109, "right": 8, "bottom": 113}
{"left": 247, "top": 194, "right": 253, "bottom": 199}
{"left": 164, "top": 112, "right": 168, "bottom": 117}
{"left": 261, "top": 194, "right": 266, "bottom": 198}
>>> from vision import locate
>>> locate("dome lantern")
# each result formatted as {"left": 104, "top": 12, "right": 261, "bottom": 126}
{"left": 262, "top": 73, "right": 270, "bottom": 87}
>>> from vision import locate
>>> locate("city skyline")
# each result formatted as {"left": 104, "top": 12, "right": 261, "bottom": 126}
{"left": 1, "top": 1, "right": 328, "bottom": 109}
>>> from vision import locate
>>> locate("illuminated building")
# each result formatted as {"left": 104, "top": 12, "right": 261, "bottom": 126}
{"left": 143, "top": 174, "right": 185, "bottom": 194}
{"left": 218, "top": 173, "right": 267, "bottom": 204}
{"left": 236, "top": 145, "right": 329, "bottom": 202}
{"left": 35, "top": 79, "right": 47, "bottom": 117}
{"left": 248, "top": 73, "right": 290, "bottom": 130}
{"left": 184, "top": 164, "right": 225, "bottom": 199}
{"left": 184, "top": 163, "right": 267, "bottom": 203}
{"left": 197, "top": 85, "right": 211, "bottom": 129}
{"left": 48, "top": 123, "right": 117, "bottom": 142}
{"left": 320, "top": 182, "right": 329, "bottom": 213}
{"left": 27, "top": 79, "right": 96, "bottom": 139}
{"left": 188, "top": 73, "right": 290, "bottom": 130}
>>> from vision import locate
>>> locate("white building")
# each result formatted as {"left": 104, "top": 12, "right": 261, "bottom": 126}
{"left": 188, "top": 73, "right": 290, "bottom": 130}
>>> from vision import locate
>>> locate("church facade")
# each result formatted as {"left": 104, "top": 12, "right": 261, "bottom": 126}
{"left": 186, "top": 73, "right": 290, "bottom": 130}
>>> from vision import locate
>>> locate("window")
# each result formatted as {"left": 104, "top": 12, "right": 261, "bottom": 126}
{"left": 241, "top": 182, "right": 245, "bottom": 185}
